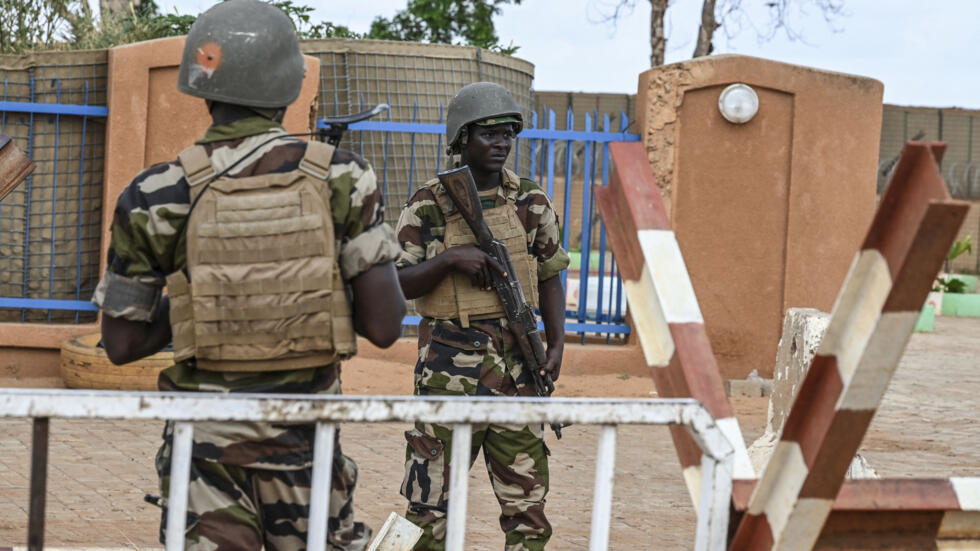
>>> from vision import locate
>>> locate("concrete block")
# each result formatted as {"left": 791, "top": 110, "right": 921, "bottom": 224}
{"left": 747, "top": 307, "right": 878, "bottom": 479}
{"left": 725, "top": 375, "right": 772, "bottom": 398}
{"left": 915, "top": 304, "right": 935, "bottom": 332}
{"left": 726, "top": 379, "right": 763, "bottom": 398}
{"left": 767, "top": 308, "right": 830, "bottom": 435}
{"left": 942, "top": 293, "right": 980, "bottom": 317}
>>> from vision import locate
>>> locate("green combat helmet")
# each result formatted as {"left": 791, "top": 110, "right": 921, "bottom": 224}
{"left": 177, "top": 0, "right": 305, "bottom": 108}
{"left": 446, "top": 82, "right": 524, "bottom": 153}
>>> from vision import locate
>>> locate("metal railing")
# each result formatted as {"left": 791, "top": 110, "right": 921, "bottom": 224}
{"left": 0, "top": 389, "right": 734, "bottom": 551}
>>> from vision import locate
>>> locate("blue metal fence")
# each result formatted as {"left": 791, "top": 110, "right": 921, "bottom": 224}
{"left": 0, "top": 93, "right": 639, "bottom": 338}
{"left": 325, "top": 107, "right": 640, "bottom": 337}
{"left": 0, "top": 63, "right": 107, "bottom": 323}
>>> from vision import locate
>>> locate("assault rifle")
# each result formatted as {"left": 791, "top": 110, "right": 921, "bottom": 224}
{"left": 438, "top": 165, "right": 564, "bottom": 439}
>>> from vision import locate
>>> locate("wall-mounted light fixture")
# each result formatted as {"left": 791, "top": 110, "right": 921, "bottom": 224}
{"left": 718, "top": 83, "right": 759, "bottom": 124}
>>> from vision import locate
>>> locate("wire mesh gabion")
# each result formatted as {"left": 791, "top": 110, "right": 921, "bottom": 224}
{"left": 0, "top": 41, "right": 535, "bottom": 325}
{"left": 301, "top": 39, "right": 535, "bottom": 223}
{"left": 0, "top": 50, "right": 107, "bottom": 324}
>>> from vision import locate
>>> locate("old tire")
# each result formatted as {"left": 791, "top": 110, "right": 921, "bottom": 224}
{"left": 60, "top": 333, "right": 172, "bottom": 391}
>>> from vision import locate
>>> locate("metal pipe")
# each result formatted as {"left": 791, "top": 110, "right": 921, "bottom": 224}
{"left": 307, "top": 422, "right": 337, "bottom": 551}
{"left": 166, "top": 422, "right": 194, "bottom": 551}
{"left": 693, "top": 453, "right": 733, "bottom": 551}
{"left": 27, "top": 417, "right": 49, "bottom": 551}
{"left": 445, "top": 424, "right": 472, "bottom": 551}
{"left": 589, "top": 425, "right": 617, "bottom": 551}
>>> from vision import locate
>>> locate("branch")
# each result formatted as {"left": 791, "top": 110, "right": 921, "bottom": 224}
{"left": 692, "top": 0, "right": 719, "bottom": 57}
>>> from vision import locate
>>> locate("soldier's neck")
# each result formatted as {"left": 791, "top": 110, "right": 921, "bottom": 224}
{"left": 208, "top": 102, "right": 268, "bottom": 127}
{"left": 466, "top": 165, "right": 502, "bottom": 192}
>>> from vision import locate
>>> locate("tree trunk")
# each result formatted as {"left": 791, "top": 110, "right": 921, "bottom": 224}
{"left": 693, "top": 0, "right": 720, "bottom": 58}
{"left": 649, "top": 0, "right": 667, "bottom": 66}
{"left": 100, "top": 0, "right": 137, "bottom": 18}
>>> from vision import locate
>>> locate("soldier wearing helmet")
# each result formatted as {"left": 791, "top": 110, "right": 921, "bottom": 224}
{"left": 92, "top": 1, "right": 406, "bottom": 549}
{"left": 394, "top": 82, "right": 570, "bottom": 549}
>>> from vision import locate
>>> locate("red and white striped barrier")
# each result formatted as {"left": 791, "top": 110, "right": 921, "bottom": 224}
{"left": 732, "top": 477, "right": 980, "bottom": 545}
{"left": 596, "top": 142, "right": 756, "bottom": 505}
{"left": 729, "top": 142, "right": 969, "bottom": 550}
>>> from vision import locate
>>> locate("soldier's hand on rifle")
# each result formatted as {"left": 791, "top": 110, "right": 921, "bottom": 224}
{"left": 447, "top": 244, "right": 507, "bottom": 291}
{"left": 542, "top": 343, "right": 563, "bottom": 382}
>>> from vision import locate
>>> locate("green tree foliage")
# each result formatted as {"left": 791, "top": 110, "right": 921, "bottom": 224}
{"left": 0, "top": 0, "right": 75, "bottom": 53}
{"left": 367, "top": 0, "right": 522, "bottom": 54}
{"left": 0, "top": 0, "right": 193, "bottom": 54}
{"left": 267, "top": 1, "right": 362, "bottom": 39}
{"left": 0, "top": 0, "right": 522, "bottom": 56}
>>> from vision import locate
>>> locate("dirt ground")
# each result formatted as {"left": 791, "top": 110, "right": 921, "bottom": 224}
{"left": 1, "top": 317, "right": 979, "bottom": 549}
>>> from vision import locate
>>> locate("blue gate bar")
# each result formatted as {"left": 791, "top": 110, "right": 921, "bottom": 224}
{"left": 518, "top": 128, "right": 640, "bottom": 142}
{"left": 546, "top": 109, "right": 556, "bottom": 198}
{"left": 20, "top": 74, "right": 36, "bottom": 322}
{"left": 578, "top": 113, "right": 595, "bottom": 333}
{"left": 48, "top": 83, "right": 63, "bottom": 323}
{"left": 0, "top": 298, "right": 99, "bottom": 311}
{"left": 0, "top": 101, "right": 108, "bottom": 117}
{"left": 560, "top": 108, "right": 574, "bottom": 292}
{"left": 2, "top": 106, "right": 639, "bottom": 337}
{"left": 400, "top": 315, "right": 630, "bottom": 335}
{"left": 318, "top": 120, "right": 443, "bottom": 134}
{"left": 315, "top": 119, "right": 643, "bottom": 143}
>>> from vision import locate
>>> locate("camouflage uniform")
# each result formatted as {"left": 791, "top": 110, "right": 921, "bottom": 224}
{"left": 92, "top": 117, "right": 401, "bottom": 550}
{"left": 395, "top": 168, "right": 569, "bottom": 550}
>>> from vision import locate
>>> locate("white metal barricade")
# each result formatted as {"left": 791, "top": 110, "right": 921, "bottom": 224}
{"left": 0, "top": 389, "right": 734, "bottom": 551}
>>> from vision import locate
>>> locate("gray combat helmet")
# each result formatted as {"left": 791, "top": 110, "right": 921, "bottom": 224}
{"left": 177, "top": 0, "right": 305, "bottom": 108}
{"left": 446, "top": 82, "right": 524, "bottom": 151}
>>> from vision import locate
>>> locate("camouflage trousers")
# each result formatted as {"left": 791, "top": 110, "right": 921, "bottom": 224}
{"left": 156, "top": 426, "right": 371, "bottom": 550}
{"left": 400, "top": 421, "right": 551, "bottom": 551}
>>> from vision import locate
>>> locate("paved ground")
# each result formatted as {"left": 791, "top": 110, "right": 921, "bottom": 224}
{"left": 1, "top": 316, "right": 979, "bottom": 549}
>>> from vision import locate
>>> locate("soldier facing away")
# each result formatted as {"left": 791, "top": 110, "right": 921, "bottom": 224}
{"left": 394, "top": 82, "right": 570, "bottom": 550}
{"left": 91, "top": 1, "right": 406, "bottom": 549}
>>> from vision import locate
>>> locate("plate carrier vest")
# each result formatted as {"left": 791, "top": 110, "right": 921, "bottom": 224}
{"left": 414, "top": 174, "right": 539, "bottom": 326}
{"left": 165, "top": 140, "right": 356, "bottom": 371}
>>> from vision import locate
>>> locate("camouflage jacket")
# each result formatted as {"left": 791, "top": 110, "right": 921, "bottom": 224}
{"left": 92, "top": 117, "right": 401, "bottom": 468}
{"left": 395, "top": 168, "right": 569, "bottom": 397}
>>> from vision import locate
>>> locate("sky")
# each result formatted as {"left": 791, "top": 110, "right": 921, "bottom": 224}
{"left": 159, "top": 0, "right": 980, "bottom": 109}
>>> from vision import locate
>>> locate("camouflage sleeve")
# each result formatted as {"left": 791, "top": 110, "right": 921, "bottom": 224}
{"left": 395, "top": 187, "right": 444, "bottom": 269}
{"left": 91, "top": 162, "right": 190, "bottom": 321}
{"left": 519, "top": 179, "right": 570, "bottom": 281}
{"left": 329, "top": 149, "right": 401, "bottom": 280}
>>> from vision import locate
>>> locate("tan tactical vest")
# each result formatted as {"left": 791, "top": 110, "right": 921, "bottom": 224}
{"left": 165, "top": 140, "right": 356, "bottom": 372}
{"left": 415, "top": 178, "right": 538, "bottom": 326}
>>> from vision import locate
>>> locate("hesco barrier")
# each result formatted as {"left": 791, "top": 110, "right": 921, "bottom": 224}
{"left": 0, "top": 50, "right": 107, "bottom": 324}
{"left": 301, "top": 39, "right": 535, "bottom": 222}
{"left": 0, "top": 39, "right": 536, "bottom": 325}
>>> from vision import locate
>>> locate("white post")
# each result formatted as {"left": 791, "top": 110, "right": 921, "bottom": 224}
{"left": 307, "top": 422, "right": 337, "bottom": 551}
{"left": 166, "top": 422, "right": 194, "bottom": 551}
{"left": 445, "top": 424, "right": 472, "bottom": 551}
{"left": 590, "top": 425, "right": 617, "bottom": 551}
{"left": 694, "top": 453, "right": 733, "bottom": 551}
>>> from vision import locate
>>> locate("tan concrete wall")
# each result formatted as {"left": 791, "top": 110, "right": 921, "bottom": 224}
{"left": 637, "top": 54, "right": 882, "bottom": 379}
{"left": 1, "top": 347, "right": 61, "bottom": 379}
